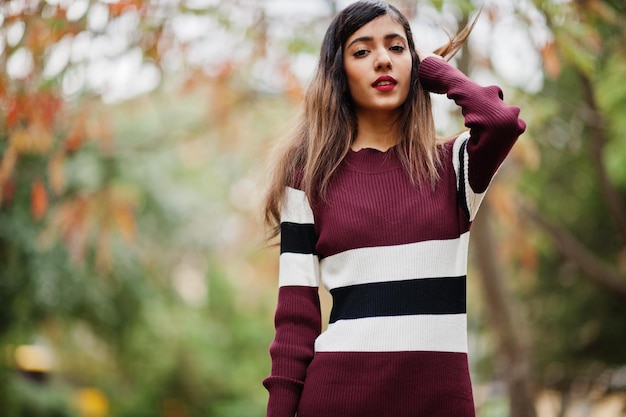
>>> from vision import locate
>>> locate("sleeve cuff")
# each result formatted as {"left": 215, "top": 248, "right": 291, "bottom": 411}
{"left": 263, "top": 376, "right": 303, "bottom": 417}
{"left": 417, "top": 56, "right": 468, "bottom": 94}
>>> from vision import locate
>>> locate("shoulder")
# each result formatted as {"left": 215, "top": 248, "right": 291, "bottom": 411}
{"left": 286, "top": 166, "right": 305, "bottom": 191}
{"left": 438, "top": 131, "right": 470, "bottom": 153}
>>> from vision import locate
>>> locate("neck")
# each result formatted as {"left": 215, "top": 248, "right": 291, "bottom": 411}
{"left": 351, "top": 109, "right": 400, "bottom": 152}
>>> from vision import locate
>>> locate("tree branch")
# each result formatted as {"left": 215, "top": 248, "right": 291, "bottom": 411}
{"left": 578, "top": 71, "right": 626, "bottom": 245}
{"left": 519, "top": 202, "right": 626, "bottom": 303}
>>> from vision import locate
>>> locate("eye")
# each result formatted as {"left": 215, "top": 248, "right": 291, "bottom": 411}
{"left": 353, "top": 49, "right": 369, "bottom": 58}
{"left": 390, "top": 45, "right": 405, "bottom": 53}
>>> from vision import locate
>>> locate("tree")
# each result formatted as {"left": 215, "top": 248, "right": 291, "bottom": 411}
{"left": 507, "top": 0, "right": 626, "bottom": 407}
{"left": 0, "top": 1, "right": 282, "bottom": 415}
{"left": 4, "top": 1, "right": 625, "bottom": 416}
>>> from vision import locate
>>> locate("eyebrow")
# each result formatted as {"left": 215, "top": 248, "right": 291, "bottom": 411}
{"left": 346, "top": 33, "right": 406, "bottom": 49}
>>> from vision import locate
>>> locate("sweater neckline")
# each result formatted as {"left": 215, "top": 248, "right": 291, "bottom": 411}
{"left": 344, "top": 146, "right": 402, "bottom": 174}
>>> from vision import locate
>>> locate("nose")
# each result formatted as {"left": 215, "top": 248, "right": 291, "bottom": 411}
{"left": 374, "top": 48, "right": 392, "bottom": 70}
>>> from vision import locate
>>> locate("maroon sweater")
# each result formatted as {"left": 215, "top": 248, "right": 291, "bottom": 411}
{"left": 263, "top": 57, "right": 526, "bottom": 417}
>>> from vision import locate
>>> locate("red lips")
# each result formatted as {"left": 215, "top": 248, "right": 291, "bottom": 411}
{"left": 372, "top": 75, "right": 397, "bottom": 91}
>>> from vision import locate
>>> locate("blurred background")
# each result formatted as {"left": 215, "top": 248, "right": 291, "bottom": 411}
{"left": 1, "top": 0, "right": 625, "bottom": 416}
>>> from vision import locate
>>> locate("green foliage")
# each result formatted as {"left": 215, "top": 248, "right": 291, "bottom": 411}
{"left": 1, "top": 23, "right": 278, "bottom": 414}
{"left": 7, "top": 377, "right": 78, "bottom": 417}
{"left": 526, "top": 255, "right": 626, "bottom": 386}
{"left": 516, "top": 0, "right": 626, "bottom": 392}
{"left": 98, "top": 266, "right": 272, "bottom": 417}
{"left": 597, "top": 55, "right": 626, "bottom": 186}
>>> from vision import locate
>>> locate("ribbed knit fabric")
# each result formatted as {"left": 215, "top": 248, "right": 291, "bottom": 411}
{"left": 263, "top": 57, "right": 526, "bottom": 417}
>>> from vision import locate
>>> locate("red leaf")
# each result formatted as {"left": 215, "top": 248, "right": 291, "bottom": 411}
{"left": 65, "top": 112, "right": 87, "bottom": 152}
{"left": 2, "top": 180, "right": 16, "bottom": 207}
{"left": 36, "top": 93, "right": 63, "bottom": 128}
{"left": 6, "top": 99, "right": 21, "bottom": 129}
{"left": 31, "top": 180, "right": 48, "bottom": 220}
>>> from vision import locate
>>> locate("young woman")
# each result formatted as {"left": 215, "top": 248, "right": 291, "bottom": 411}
{"left": 262, "top": 1, "right": 526, "bottom": 416}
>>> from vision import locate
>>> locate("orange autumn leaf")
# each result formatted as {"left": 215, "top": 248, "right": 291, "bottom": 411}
{"left": 65, "top": 130, "right": 84, "bottom": 152}
{"left": 278, "top": 61, "right": 304, "bottom": 102}
{"left": 181, "top": 69, "right": 209, "bottom": 94}
{"left": 0, "top": 146, "right": 18, "bottom": 185}
{"left": 5, "top": 98, "right": 21, "bottom": 129}
{"left": 96, "top": 116, "right": 115, "bottom": 156}
{"left": 9, "top": 128, "right": 33, "bottom": 154}
{"left": 143, "top": 28, "right": 164, "bottom": 62}
{"left": 0, "top": 74, "right": 5, "bottom": 98}
{"left": 108, "top": 0, "right": 144, "bottom": 17}
{"left": 65, "top": 110, "right": 88, "bottom": 152}
{"left": 540, "top": 41, "right": 561, "bottom": 79}
{"left": 31, "top": 180, "right": 48, "bottom": 220}
{"left": 47, "top": 188, "right": 139, "bottom": 269}
{"left": 25, "top": 21, "right": 50, "bottom": 56}
{"left": 35, "top": 92, "right": 63, "bottom": 129}
{"left": 52, "top": 196, "right": 92, "bottom": 264}
{"left": 114, "top": 204, "right": 137, "bottom": 243}
{"left": 519, "top": 241, "right": 539, "bottom": 272}
{"left": 48, "top": 152, "right": 66, "bottom": 195}
{"left": 84, "top": 110, "right": 115, "bottom": 155}
{"left": 9, "top": 121, "right": 54, "bottom": 155}
{"left": 28, "top": 120, "right": 55, "bottom": 154}
{"left": 486, "top": 5, "right": 499, "bottom": 23}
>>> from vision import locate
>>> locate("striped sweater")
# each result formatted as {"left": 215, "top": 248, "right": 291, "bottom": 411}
{"left": 263, "top": 57, "right": 526, "bottom": 417}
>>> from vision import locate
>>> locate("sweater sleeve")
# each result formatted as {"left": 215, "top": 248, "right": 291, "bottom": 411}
{"left": 263, "top": 186, "right": 321, "bottom": 417}
{"left": 418, "top": 56, "right": 526, "bottom": 220}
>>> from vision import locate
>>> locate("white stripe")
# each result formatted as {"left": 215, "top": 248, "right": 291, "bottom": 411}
{"left": 467, "top": 191, "right": 486, "bottom": 222}
{"left": 278, "top": 187, "right": 319, "bottom": 287}
{"left": 279, "top": 252, "right": 320, "bottom": 287}
{"left": 452, "top": 130, "right": 470, "bottom": 187}
{"left": 452, "top": 131, "right": 486, "bottom": 221}
{"left": 320, "top": 233, "right": 469, "bottom": 290}
{"left": 281, "top": 186, "right": 314, "bottom": 224}
{"left": 315, "top": 314, "right": 468, "bottom": 353}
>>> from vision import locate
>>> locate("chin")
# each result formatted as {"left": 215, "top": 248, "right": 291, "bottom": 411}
{"left": 373, "top": 103, "right": 404, "bottom": 112}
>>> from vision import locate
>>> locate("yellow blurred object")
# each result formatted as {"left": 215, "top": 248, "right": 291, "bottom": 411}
{"left": 14, "top": 345, "right": 54, "bottom": 372}
{"left": 76, "top": 388, "right": 109, "bottom": 417}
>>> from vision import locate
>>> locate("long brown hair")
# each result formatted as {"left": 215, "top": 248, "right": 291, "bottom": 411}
{"left": 263, "top": 1, "right": 478, "bottom": 238}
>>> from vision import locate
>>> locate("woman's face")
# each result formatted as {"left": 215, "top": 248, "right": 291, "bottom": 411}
{"left": 343, "top": 14, "right": 412, "bottom": 116}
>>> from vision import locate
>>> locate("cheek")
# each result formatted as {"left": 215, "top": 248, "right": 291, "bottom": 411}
{"left": 400, "top": 60, "right": 413, "bottom": 93}
{"left": 344, "top": 65, "right": 367, "bottom": 98}
{"left": 400, "top": 57, "right": 413, "bottom": 78}
{"left": 344, "top": 63, "right": 364, "bottom": 87}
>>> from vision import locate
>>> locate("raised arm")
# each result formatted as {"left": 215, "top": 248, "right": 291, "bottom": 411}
{"left": 418, "top": 55, "right": 526, "bottom": 220}
{"left": 263, "top": 186, "right": 322, "bottom": 417}
{"left": 418, "top": 55, "right": 526, "bottom": 193}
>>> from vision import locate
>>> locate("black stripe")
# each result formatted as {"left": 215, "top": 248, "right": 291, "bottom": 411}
{"left": 280, "top": 222, "right": 317, "bottom": 254}
{"left": 329, "top": 277, "right": 466, "bottom": 323}
{"left": 457, "top": 139, "right": 471, "bottom": 219}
